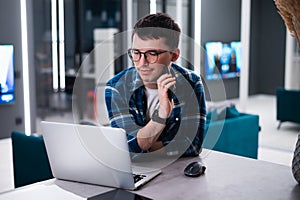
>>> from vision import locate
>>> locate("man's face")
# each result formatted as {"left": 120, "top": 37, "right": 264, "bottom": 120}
{"left": 131, "top": 34, "right": 176, "bottom": 86}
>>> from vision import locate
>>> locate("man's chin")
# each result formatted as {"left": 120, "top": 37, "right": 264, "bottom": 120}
{"left": 142, "top": 79, "right": 158, "bottom": 88}
{"left": 140, "top": 76, "right": 157, "bottom": 84}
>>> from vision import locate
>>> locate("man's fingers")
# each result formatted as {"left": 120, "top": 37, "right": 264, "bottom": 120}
{"left": 159, "top": 77, "right": 176, "bottom": 89}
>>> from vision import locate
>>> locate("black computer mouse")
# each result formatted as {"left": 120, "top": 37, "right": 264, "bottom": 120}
{"left": 184, "top": 161, "right": 206, "bottom": 177}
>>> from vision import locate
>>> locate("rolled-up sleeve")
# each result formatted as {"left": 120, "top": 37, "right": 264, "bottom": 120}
{"left": 105, "top": 85, "right": 143, "bottom": 153}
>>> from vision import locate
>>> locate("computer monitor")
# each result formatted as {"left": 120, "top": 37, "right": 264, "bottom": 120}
{"left": 205, "top": 41, "right": 242, "bottom": 80}
{"left": 0, "top": 44, "right": 15, "bottom": 104}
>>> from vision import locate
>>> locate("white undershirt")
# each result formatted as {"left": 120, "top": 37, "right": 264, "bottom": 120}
{"left": 144, "top": 87, "right": 159, "bottom": 121}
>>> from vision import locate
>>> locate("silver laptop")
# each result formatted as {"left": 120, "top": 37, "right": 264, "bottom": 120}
{"left": 40, "top": 121, "right": 161, "bottom": 190}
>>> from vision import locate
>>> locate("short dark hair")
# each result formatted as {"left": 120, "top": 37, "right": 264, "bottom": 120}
{"left": 132, "top": 13, "right": 181, "bottom": 49}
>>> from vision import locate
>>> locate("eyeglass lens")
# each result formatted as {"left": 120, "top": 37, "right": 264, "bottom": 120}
{"left": 129, "top": 49, "right": 160, "bottom": 64}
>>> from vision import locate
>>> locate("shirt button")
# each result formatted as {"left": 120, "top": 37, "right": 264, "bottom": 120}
{"left": 175, "top": 117, "right": 179, "bottom": 121}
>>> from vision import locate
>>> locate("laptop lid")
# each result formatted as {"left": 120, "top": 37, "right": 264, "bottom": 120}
{"left": 40, "top": 121, "right": 160, "bottom": 190}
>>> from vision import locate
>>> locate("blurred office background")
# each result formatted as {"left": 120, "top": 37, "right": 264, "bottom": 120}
{"left": 1, "top": 0, "right": 294, "bottom": 137}
{"left": 1, "top": 0, "right": 300, "bottom": 193}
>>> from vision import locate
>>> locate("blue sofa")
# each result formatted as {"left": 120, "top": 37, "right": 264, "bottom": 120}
{"left": 203, "top": 106, "right": 260, "bottom": 159}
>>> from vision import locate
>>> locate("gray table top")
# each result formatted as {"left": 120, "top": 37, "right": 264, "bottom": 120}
{"left": 2, "top": 150, "right": 300, "bottom": 200}
{"left": 134, "top": 150, "right": 300, "bottom": 200}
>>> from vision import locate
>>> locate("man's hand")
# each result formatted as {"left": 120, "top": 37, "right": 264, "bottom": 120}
{"left": 156, "top": 73, "right": 176, "bottom": 118}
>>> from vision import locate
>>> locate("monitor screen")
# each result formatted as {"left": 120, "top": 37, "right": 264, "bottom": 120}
{"left": 205, "top": 41, "right": 242, "bottom": 80}
{"left": 0, "top": 44, "right": 15, "bottom": 104}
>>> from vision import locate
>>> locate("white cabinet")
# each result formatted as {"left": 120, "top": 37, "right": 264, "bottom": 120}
{"left": 285, "top": 32, "right": 300, "bottom": 90}
{"left": 93, "top": 28, "right": 118, "bottom": 125}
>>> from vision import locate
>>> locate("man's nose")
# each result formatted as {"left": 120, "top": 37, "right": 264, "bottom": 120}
{"left": 139, "top": 54, "right": 149, "bottom": 65}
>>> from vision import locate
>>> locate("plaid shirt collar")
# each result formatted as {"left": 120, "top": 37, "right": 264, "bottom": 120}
{"left": 129, "top": 70, "right": 144, "bottom": 93}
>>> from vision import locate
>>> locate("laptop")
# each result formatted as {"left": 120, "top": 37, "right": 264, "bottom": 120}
{"left": 40, "top": 121, "right": 161, "bottom": 190}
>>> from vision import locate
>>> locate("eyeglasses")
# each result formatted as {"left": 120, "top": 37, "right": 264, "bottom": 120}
{"left": 128, "top": 48, "right": 170, "bottom": 64}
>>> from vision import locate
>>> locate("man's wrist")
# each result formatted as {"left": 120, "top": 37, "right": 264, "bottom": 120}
{"left": 151, "top": 109, "right": 168, "bottom": 124}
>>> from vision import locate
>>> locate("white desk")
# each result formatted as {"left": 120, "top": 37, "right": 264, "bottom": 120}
{"left": 1, "top": 150, "right": 299, "bottom": 200}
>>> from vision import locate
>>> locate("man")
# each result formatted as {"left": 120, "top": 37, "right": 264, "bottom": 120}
{"left": 105, "top": 13, "right": 206, "bottom": 157}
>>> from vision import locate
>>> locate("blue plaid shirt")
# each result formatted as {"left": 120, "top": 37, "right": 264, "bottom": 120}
{"left": 105, "top": 63, "right": 206, "bottom": 156}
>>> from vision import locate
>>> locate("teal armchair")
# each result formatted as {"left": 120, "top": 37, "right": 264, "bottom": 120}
{"left": 11, "top": 131, "right": 53, "bottom": 188}
{"left": 276, "top": 87, "right": 300, "bottom": 129}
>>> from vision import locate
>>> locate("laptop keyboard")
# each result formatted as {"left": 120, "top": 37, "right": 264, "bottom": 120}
{"left": 133, "top": 174, "right": 146, "bottom": 183}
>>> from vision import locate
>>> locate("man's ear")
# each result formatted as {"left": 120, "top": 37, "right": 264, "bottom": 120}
{"left": 171, "top": 48, "right": 180, "bottom": 61}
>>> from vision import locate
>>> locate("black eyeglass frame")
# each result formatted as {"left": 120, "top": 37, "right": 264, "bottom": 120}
{"left": 127, "top": 48, "right": 172, "bottom": 64}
